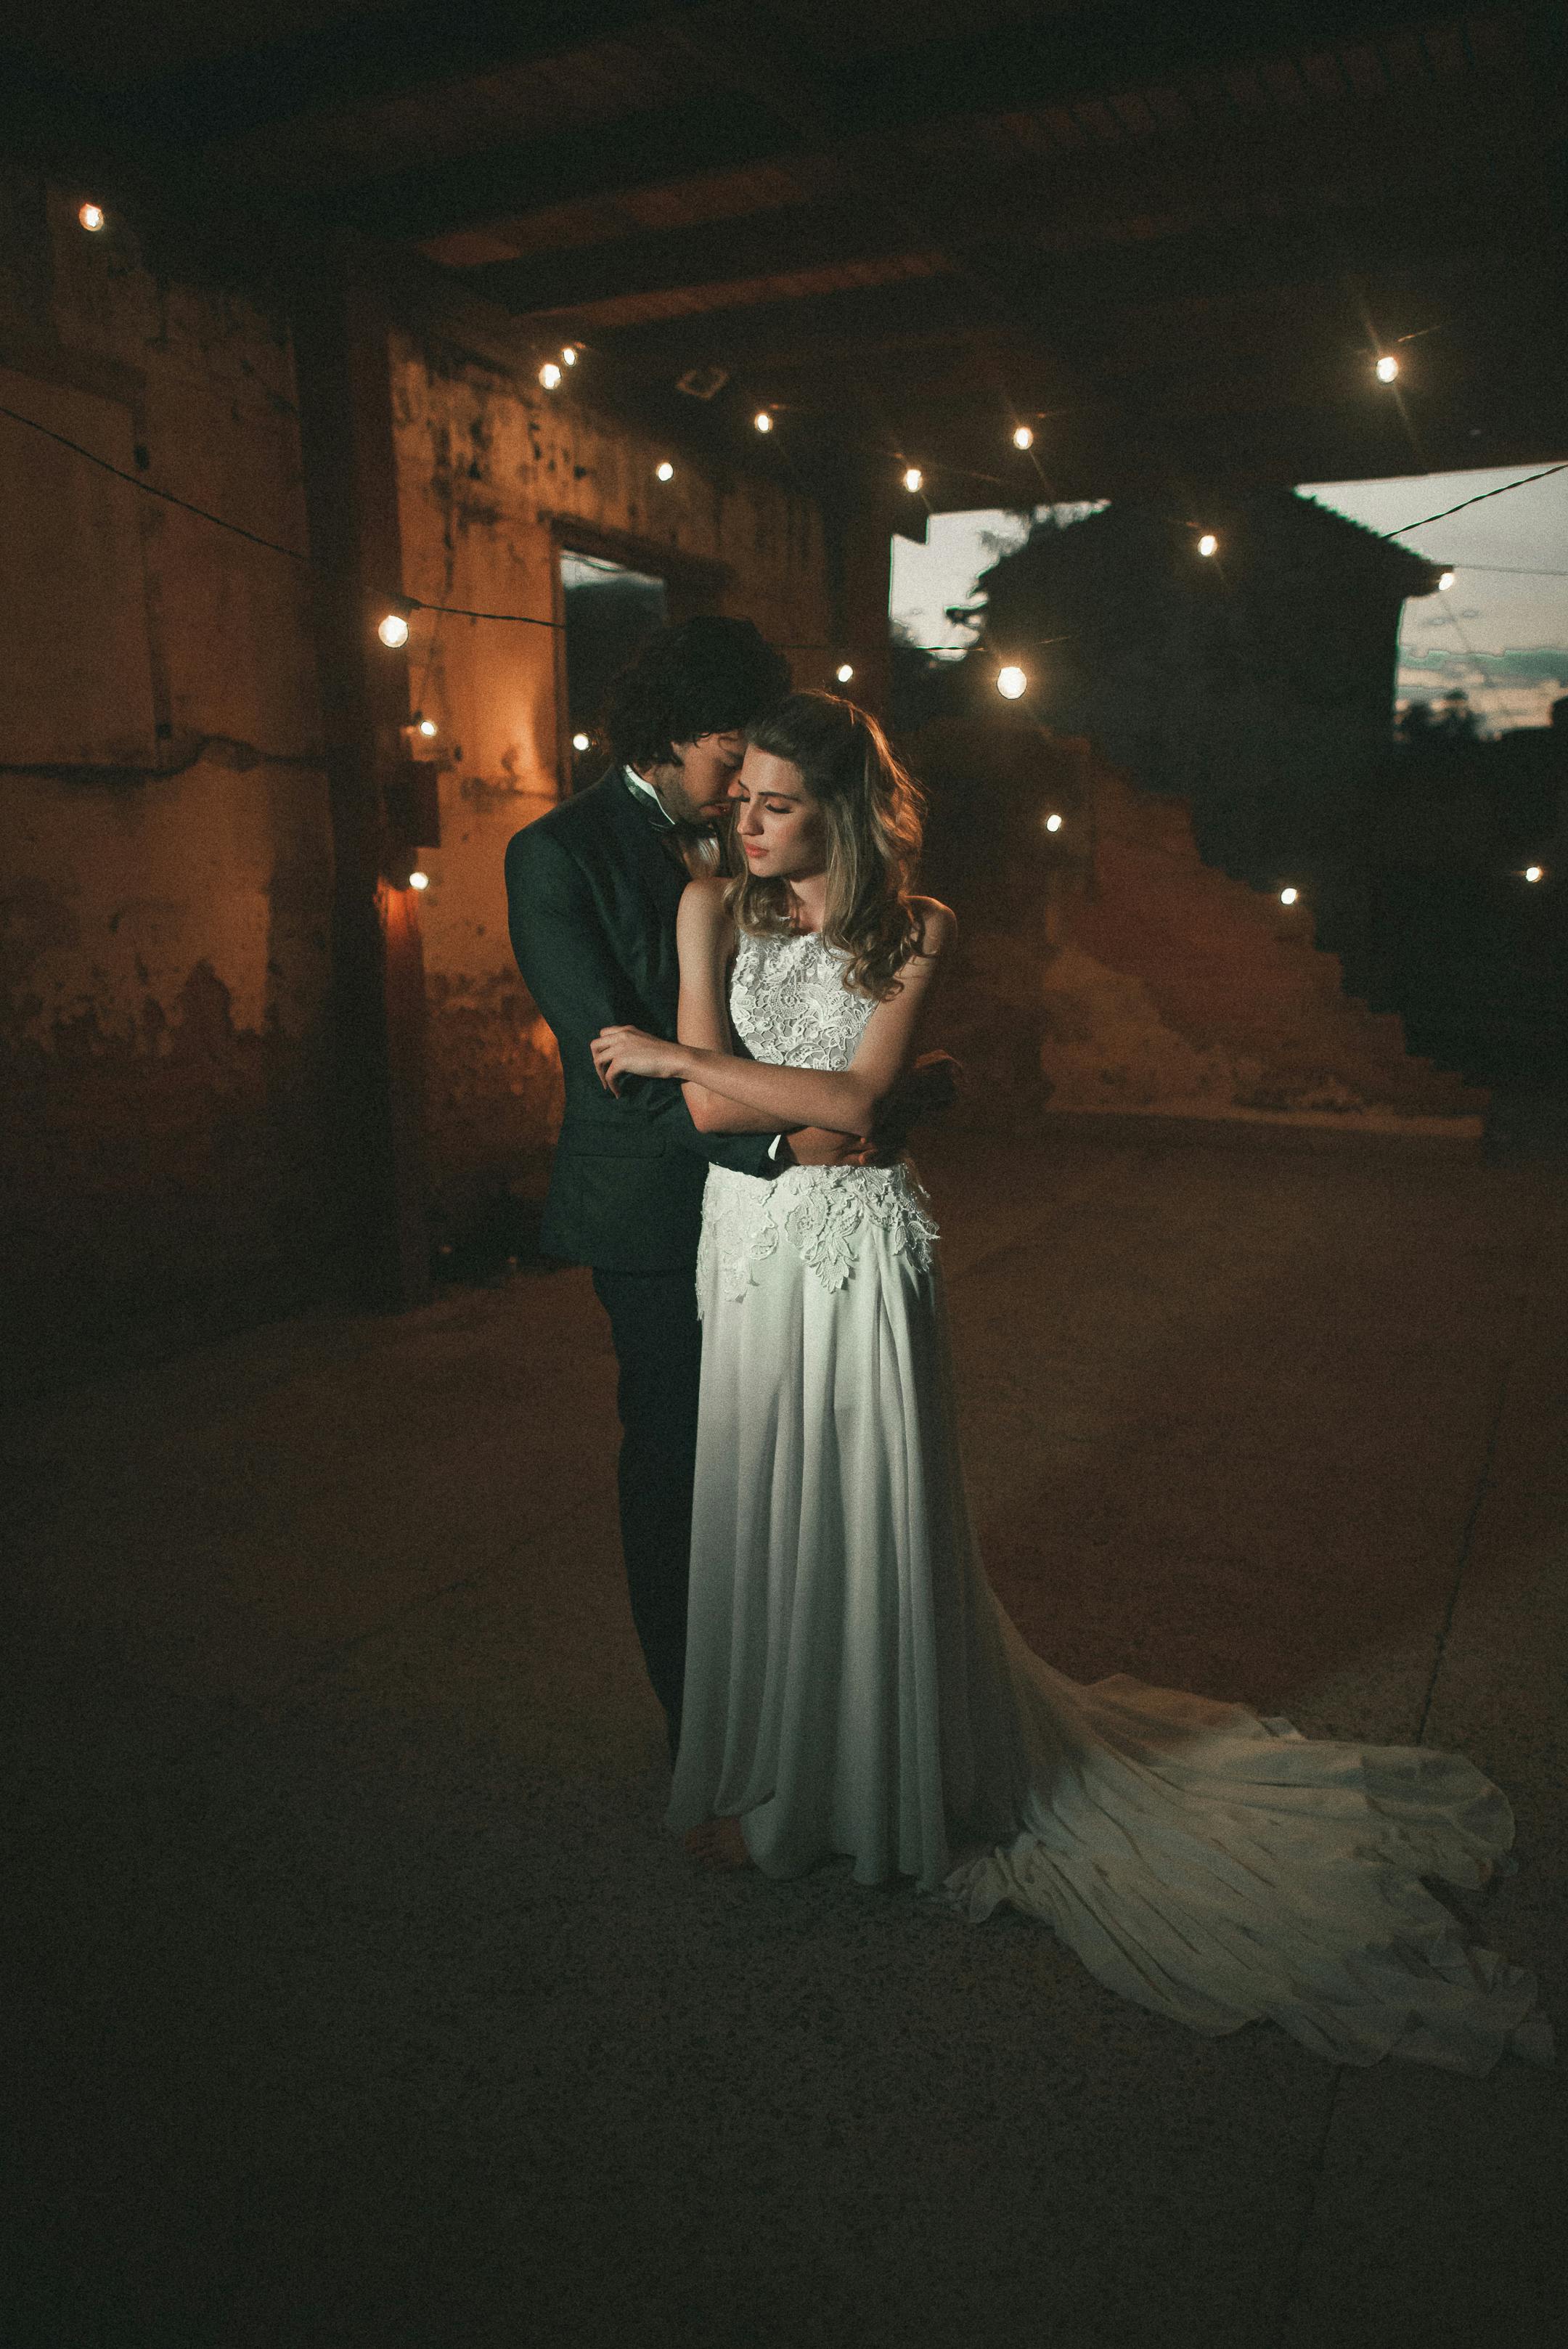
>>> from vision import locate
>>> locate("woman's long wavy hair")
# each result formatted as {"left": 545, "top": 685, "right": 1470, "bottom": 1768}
{"left": 727, "top": 691, "right": 925, "bottom": 1001}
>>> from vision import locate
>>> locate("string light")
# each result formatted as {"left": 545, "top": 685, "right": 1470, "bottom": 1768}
{"left": 1524, "top": 866, "right": 1544, "bottom": 883}
{"left": 1045, "top": 812, "right": 1063, "bottom": 832}
{"left": 561, "top": 346, "right": 578, "bottom": 366}
{"left": 1280, "top": 887, "right": 1299, "bottom": 905}
{"left": 996, "top": 665, "right": 1027, "bottom": 699}
{"left": 409, "top": 870, "right": 430, "bottom": 890}
{"left": 417, "top": 717, "right": 438, "bottom": 738}
{"left": 377, "top": 612, "right": 409, "bottom": 647}
{"left": 538, "top": 361, "right": 563, "bottom": 390}
{"left": 656, "top": 460, "right": 674, "bottom": 481}
{"left": 754, "top": 410, "right": 773, "bottom": 433}
{"left": 836, "top": 662, "right": 854, "bottom": 683}
{"left": 1197, "top": 534, "right": 1218, "bottom": 558}
{"left": 1375, "top": 355, "right": 1400, "bottom": 383}
{"left": 902, "top": 466, "right": 923, "bottom": 494}
{"left": 78, "top": 203, "right": 105, "bottom": 232}
{"left": 1013, "top": 425, "right": 1034, "bottom": 450}
{"left": 1437, "top": 571, "right": 1455, "bottom": 590}
{"left": 572, "top": 732, "right": 591, "bottom": 751}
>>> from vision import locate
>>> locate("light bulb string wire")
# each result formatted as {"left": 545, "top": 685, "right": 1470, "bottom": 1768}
{"left": 7, "top": 400, "right": 1566, "bottom": 649}
{"left": 0, "top": 398, "right": 566, "bottom": 632}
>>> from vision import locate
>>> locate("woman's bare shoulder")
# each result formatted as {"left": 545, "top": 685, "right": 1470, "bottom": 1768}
{"left": 909, "top": 894, "right": 957, "bottom": 955}
{"left": 677, "top": 875, "right": 732, "bottom": 928}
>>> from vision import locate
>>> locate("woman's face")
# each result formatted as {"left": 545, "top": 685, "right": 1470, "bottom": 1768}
{"left": 727, "top": 748, "right": 828, "bottom": 880}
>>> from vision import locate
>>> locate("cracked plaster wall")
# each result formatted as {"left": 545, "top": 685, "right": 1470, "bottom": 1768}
{"left": 388, "top": 332, "right": 834, "bottom": 1237}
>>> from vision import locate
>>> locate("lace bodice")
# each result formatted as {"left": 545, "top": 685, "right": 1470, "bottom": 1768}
{"left": 728, "top": 927, "right": 877, "bottom": 1071}
{"left": 697, "top": 926, "right": 939, "bottom": 1307}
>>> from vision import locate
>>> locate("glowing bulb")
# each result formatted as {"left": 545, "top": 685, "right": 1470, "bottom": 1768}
{"left": 1281, "top": 887, "right": 1299, "bottom": 905}
{"left": 78, "top": 202, "right": 105, "bottom": 232}
{"left": 418, "top": 718, "right": 438, "bottom": 738}
{"left": 996, "top": 666, "right": 1027, "bottom": 700}
{"left": 572, "top": 732, "right": 591, "bottom": 752}
{"left": 1045, "top": 812, "right": 1063, "bottom": 833}
{"left": 656, "top": 460, "right": 674, "bottom": 481}
{"left": 1375, "top": 355, "right": 1400, "bottom": 383}
{"left": 836, "top": 663, "right": 854, "bottom": 683}
{"left": 902, "top": 467, "right": 923, "bottom": 494}
{"left": 1012, "top": 425, "right": 1034, "bottom": 450}
{"left": 377, "top": 613, "right": 409, "bottom": 647}
{"left": 1437, "top": 570, "right": 1455, "bottom": 590}
{"left": 409, "top": 870, "right": 429, "bottom": 890}
{"left": 561, "top": 346, "right": 577, "bottom": 366}
{"left": 539, "top": 361, "right": 562, "bottom": 390}
{"left": 1197, "top": 534, "right": 1218, "bottom": 558}
{"left": 1524, "top": 865, "right": 1543, "bottom": 883}
{"left": 754, "top": 410, "right": 773, "bottom": 433}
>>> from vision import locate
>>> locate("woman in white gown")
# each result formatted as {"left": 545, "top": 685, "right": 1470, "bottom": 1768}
{"left": 591, "top": 691, "right": 1551, "bottom": 2075}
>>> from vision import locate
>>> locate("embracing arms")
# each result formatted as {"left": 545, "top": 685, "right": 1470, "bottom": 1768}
{"left": 592, "top": 878, "right": 957, "bottom": 1141}
{"left": 505, "top": 825, "right": 780, "bottom": 1170}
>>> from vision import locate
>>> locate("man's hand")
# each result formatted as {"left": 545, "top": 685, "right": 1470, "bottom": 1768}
{"left": 869, "top": 1050, "right": 961, "bottom": 1156}
{"left": 785, "top": 1126, "right": 877, "bottom": 1169}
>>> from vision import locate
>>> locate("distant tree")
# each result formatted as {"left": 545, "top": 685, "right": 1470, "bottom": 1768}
{"left": 1397, "top": 699, "right": 1437, "bottom": 743}
{"left": 1437, "top": 688, "right": 1480, "bottom": 740}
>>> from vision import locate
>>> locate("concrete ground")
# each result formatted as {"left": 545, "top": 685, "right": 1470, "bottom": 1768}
{"left": 6, "top": 1123, "right": 1566, "bottom": 2349}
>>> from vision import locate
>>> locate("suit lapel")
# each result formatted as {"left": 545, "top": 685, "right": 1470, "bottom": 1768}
{"left": 600, "top": 771, "right": 685, "bottom": 1016}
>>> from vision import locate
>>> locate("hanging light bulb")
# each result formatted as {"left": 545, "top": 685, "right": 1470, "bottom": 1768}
{"left": 1197, "top": 534, "right": 1218, "bottom": 558}
{"left": 1375, "top": 354, "right": 1400, "bottom": 383}
{"left": 902, "top": 466, "right": 923, "bottom": 494}
{"left": 417, "top": 718, "right": 438, "bottom": 739}
{"left": 409, "top": 870, "right": 430, "bottom": 890}
{"left": 656, "top": 460, "right": 674, "bottom": 481}
{"left": 1437, "top": 571, "right": 1456, "bottom": 591}
{"left": 539, "top": 361, "right": 563, "bottom": 390}
{"left": 561, "top": 346, "right": 578, "bottom": 366}
{"left": 78, "top": 202, "right": 106, "bottom": 232}
{"left": 836, "top": 663, "right": 854, "bottom": 684}
{"left": 1280, "top": 887, "right": 1299, "bottom": 906}
{"left": 996, "top": 666, "right": 1027, "bottom": 700}
{"left": 377, "top": 612, "right": 410, "bottom": 647}
{"left": 572, "top": 732, "right": 591, "bottom": 752}
{"left": 1524, "top": 865, "right": 1544, "bottom": 883}
{"left": 1045, "top": 812, "right": 1063, "bottom": 833}
{"left": 754, "top": 410, "right": 773, "bottom": 433}
{"left": 1012, "top": 425, "right": 1034, "bottom": 451}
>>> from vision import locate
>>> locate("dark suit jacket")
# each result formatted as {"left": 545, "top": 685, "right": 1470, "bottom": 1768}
{"left": 505, "top": 768, "right": 777, "bottom": 1270}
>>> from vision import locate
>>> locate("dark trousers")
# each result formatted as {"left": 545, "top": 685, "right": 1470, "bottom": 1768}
{"left": 590, "top": 1266, "right": 703, "bottom": 1765}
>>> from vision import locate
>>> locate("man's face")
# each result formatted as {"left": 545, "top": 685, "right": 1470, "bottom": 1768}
{"left": 663, "top": 731, "right": 747, "bottom": 824}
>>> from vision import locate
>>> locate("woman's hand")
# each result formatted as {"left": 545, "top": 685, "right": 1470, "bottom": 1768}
{"left": 591, "top": 1024, "right": 690, "bottom": 1095}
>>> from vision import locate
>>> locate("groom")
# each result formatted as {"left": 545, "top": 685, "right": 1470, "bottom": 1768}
{"left": 506, "top": 618, "right": 947, "bottom": 1764}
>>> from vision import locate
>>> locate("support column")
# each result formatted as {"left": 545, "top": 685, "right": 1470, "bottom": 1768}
{"left": 292, "top": 231, "right": 431, "bottom": 1313}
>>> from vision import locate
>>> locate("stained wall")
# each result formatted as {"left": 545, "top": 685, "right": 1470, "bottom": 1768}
{"left": 1, "top": 173, "right": 835, "bottom": 1388}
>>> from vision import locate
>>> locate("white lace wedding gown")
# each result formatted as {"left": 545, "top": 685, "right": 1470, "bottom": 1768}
{"left": 666, "top": 927, "right": 1552, "bottom": 2073}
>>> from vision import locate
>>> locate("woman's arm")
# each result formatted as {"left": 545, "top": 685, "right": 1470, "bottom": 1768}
{"left": 673, "top": 881, "right": 778, "bottom": 1134}
{"left": 595, "top": 899, "right": 956, "bottom": 1140}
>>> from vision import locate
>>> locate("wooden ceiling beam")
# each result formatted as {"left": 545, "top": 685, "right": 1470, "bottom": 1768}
{"left": 197, "top": 4, "right": 1533, "bottom": 244}
{"left": 98, "top": 2, "right": 713, "bottom": 144}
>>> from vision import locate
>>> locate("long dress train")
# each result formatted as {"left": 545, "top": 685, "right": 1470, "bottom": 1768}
{"left": 666, "top": 928, "right": 1551, "bottom": 2074}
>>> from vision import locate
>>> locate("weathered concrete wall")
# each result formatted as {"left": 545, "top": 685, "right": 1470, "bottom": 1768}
{"left": 388, "top": 332, "right": 834, "bottom": 1243}
{"left": 2, "top": 173, "right": 837, "bottom": 1384}
{"left": 1, "top": 174, "right": 335, "bottom": 1384}
{"left": 907, "top": 719, "right": 1489, "bottom": 1135}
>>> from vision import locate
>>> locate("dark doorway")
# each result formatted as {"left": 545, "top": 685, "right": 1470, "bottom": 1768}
{"left": 560, "top": 551, "right": 667, "bottom": 789}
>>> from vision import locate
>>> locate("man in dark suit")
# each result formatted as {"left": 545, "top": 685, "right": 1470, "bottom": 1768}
{"left": 506, "top": 618, "right": 944, "bottom": 1765}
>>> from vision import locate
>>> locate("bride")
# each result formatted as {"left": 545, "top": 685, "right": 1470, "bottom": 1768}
{"left": 589, "top": 690, "right": 1551, "bottom": 2075}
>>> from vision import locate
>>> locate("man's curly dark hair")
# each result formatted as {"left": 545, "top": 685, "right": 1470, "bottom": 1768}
{"left": 605, "top": 616, "right": 791, "bottom": 772}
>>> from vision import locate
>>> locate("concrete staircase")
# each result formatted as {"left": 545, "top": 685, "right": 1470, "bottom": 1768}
{"left": 1042, "top": 765, "right": 1490, "bottom": 1129}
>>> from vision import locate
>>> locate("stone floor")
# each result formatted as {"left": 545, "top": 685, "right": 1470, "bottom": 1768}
{"left": 6, "top": 1122, "right": 1566, "bottom": 2349}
